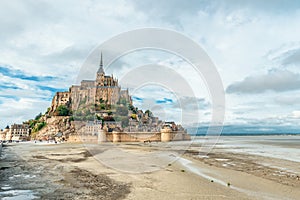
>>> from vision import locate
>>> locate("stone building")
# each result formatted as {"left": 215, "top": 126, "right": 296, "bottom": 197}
{"left": 0, "top": 126, "right": 10, "bottom": 141}
{"left": 84, "top": 120, "right": 102, "bottom": 136}
{"left": 7, "top": 124, "right": 31, "bottom": 141}
{"left": 49, "top": 53, "right": 131, "bottom": 114}
{"left": 82, "top": 120, "right": 122, "bottom": 136}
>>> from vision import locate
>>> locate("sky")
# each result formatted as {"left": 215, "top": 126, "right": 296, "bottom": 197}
{"left": 1, "top": 0, "right": 300, "bottom": 131}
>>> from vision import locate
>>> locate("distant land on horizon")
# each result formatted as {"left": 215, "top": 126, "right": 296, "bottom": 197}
{"left": 187, "top": 125, "right": 300, "bottom": 136}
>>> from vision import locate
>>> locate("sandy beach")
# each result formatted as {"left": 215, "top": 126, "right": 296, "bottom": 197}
{"left": 0, "top": 136, "right": 299, "bottom": 200}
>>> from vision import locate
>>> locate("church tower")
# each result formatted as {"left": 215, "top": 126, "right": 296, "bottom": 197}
{"left": 96, "top": 52, "right": 105, "bottom": 86}
{"left": 98, "top": 52, "right": 104, "bottom": 74}
{"left": 94, "top": 52, "right": 121, "bottom": 105}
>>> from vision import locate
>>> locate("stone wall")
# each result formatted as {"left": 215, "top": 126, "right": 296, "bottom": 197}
{"left": 107, "top": 132, "right": 161, "bottom": 142}
{"left": 67, "top": 130, "right": 190, "bottom": 143}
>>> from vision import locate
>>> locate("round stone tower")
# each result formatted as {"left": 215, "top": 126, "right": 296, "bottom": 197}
{"left": 161, "top": 126, "right": 172, "bottom": 142}
{"left": 97, "top": 129, "right": 107, "bottom": 143}
{"left": 112, "top": 131, "right": 121, "bottom": 143}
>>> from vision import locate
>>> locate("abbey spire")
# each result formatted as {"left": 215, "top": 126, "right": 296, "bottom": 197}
{"left": 97, "top": 52, "right": 105, "bottom": 74}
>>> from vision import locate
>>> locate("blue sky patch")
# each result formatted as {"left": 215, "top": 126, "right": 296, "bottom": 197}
{"left": 40, "top": 97, "right": 54, "bottom": 101}
{"left": 38, "top": 85, "right": 67, "bottom": 93}
{"left": 132, "top": 96, "right": 143, "bottom": 102}
{"left": 0, "top": 65, "right": 57, "bottom": 82}
{"left": 156, "top": 98, "right": 173, "bottom": 104}
{"left": 0, "top": 95, "right": 20, "bottom": 101}
{"left": 0, "top": 85, "right": 20, "bottom": 90}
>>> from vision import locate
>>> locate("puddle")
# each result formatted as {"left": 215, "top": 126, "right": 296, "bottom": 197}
{"left": 1, "top": 185, "right": 12, "bottom": 190}
{"left": 215, "top": 158, "right": 229, "bottom": 161}
{"left": 8, "top": 174, "right": 36, "bottom": 180}
{"left": 0, "top": 189, "right": 37, "bottom": 200}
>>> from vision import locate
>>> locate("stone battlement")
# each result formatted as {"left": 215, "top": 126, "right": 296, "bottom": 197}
{"left": 68, "top": 129, "right": 190, "bottom": 143}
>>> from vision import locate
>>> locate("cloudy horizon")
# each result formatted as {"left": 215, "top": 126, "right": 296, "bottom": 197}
{"left": 1, "top": 0, "right": 300, "bottom": 132}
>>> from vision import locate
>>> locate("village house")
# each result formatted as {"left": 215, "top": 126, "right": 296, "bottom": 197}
{"left": 10, "top": 123, "right": 31, "bottom": 141}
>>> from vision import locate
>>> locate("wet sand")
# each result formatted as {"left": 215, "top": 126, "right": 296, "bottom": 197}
{"left": 0, "top": 139, "right": 299, "bottom": 200}
{"left": 0, "top": 143, "right": 130, "bottom": 200}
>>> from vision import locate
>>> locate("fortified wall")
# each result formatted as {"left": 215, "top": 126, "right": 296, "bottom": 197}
{"left": 68, "top": 128, "right": 190, "bottom": 143}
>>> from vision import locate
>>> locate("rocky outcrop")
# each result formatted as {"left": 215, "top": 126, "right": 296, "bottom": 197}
{"left": 36, "top": 116, "right": 75, "bottom": 140}
{"left": 48, "top": 92, "right": 71, "bottom": 115}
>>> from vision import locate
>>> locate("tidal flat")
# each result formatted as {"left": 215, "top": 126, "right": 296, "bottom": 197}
{"left": 0, "top": 136, "right": 299, "bottom": 200}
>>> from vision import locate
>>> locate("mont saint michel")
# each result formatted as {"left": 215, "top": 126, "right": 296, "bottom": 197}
{"left": 1, "top": 1, "right": 300, "bottom": 199}
{"left": 7, "top": 53, "right": 190, "bottom": 143}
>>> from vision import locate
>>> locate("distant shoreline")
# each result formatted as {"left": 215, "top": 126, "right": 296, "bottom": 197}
{"left": 193, "top": 133, "right": 300, "bottom": 136}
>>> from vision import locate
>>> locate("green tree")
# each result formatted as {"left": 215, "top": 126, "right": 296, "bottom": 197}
{"left": 99, "top": 98, "right": 105, "bottom": 103}
{"left": 45, "top": 107, "right": 51, "bottom": 114}
{"left": 32, "top": 121, "right": 46, "bottom": 132}
{"left": 145, "top": 110, "right": 153, "bottom": 117}
{"left": 121, "top": 116, "right": 129, "bottom": 127}
{"left": 35, "top": 113, "right": 42, "bottom": 120}
{"left": 128, "top": 104, "right": 137, "bottom": 114}
{"left": 86, "top": 115, "right": 94, "bottom": 121}
{"left": 116, "top": 106, "right": 128, "bottom": 116}
{"left": 37, "top": 122, "right": 46, "bottom": 130}
{"left": 56, "top": 105, "right": 70, "bottom": 116}
{"left": 29, "top": 120, "right": 36, "bottom": 129}
{"left": 115, "top": 116, "right": 129, "bottom": 127}
{"left": 119, "top": 98, "right": 128, "bottom": 105}
{"left": 100, "top": 103, "right": 106, "bottom": 110}
{"left": 96, "top": 115, "right": 104, "bottom": 128}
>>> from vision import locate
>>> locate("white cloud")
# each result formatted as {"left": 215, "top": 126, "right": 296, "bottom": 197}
{"left": 291, "top": 110, "right": 300, "bottom": 119}
{"left": 0, "top": 97, "right": 50, "bottom": 127}
{"left": 226, "top": 69, "right": 300, "bottom": 94}
{"left": 1, "top": 0, "right": 300, "bottom": 129}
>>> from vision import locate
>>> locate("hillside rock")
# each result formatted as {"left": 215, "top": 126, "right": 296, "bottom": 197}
{"left": 35, "top": 116, "right": 75, "bottom": 140}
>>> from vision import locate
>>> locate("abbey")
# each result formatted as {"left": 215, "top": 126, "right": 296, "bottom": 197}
{"left": 45, "top": 53, "right": 190, "bottom": 143}
{"left": 49, "top": 53, "right": 131, "bottom": 114}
